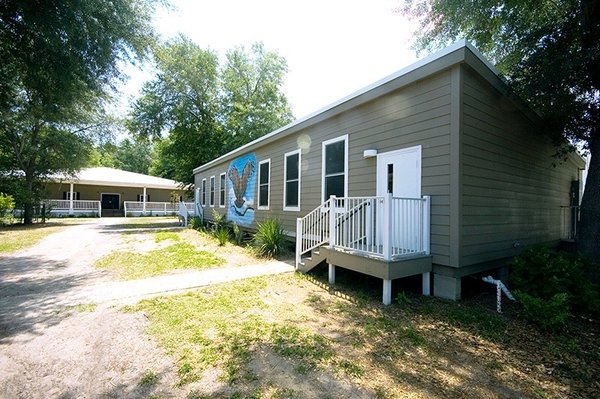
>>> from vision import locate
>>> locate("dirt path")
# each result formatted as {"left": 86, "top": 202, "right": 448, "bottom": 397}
{"left": 0, "top": 218, "right": 292, "bottom": 399}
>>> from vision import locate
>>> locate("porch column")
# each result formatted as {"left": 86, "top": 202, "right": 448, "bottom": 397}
{"left": 383, "top": 279, "right": 392, "bottom": 305}
{"left": 68, "top": 183, "right": 74, "bottom": 215}
{"left": 328, "top": 263, "right": 335, "bottom": 285}
{"left": 422, "top": 272, "right": 431, "bottom": 296}
{"left": 142, "top": 186, "right": 147, "bottom": 215}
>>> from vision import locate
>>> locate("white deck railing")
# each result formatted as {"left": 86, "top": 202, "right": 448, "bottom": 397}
{"left": 296, "top": 194, "right": 430, "bottom": 267}
{"left": 44, "top": 199, "right": 102, "bottom": 216}
{"left": 123, "top": 201, "right": 196, "bottom": 216}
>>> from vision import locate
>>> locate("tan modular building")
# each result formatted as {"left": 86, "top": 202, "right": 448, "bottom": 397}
{"left": 192, "top": 41, "right": 586, "bottom": 303}
{"left": 45, "top": 167, "right": 190, "bottom": 217}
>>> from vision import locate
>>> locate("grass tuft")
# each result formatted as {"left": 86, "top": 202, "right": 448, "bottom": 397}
{"left": 139, "top": 369, "right": 159, "bottom": 386}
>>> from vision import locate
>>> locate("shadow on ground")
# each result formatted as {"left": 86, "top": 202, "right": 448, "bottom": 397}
{"left": 0, "top": 255, "right": 90, "bottom": 343}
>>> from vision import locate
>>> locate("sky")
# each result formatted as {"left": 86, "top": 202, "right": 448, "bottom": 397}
{"left": 119, "top": 0, "right": 421, "bottom": 119}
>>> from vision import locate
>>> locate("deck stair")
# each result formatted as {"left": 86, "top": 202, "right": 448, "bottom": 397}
{"left": 297, "top": 248, "right": 327, "bottom": 273}
{"left": 295, "top": 194, "right": 432, "bottom": 305}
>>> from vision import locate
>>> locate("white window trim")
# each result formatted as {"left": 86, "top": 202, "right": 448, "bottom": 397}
{"left": 283, "top": 149, "right": 301, "bottom": 212}
{"left": 201, "top": 178, "right": 206, "bottom": 207}
{"left": 219, "top": 172, "right": 226, "bottom": 208}
{"left": 257, "top": 158, "right": 271, "bottom": 210}
{"left": 209, "top": 175, "right": 215, "bottom": 207}
{"left": 321, "top": 134, "right": 349, "bottom": 203}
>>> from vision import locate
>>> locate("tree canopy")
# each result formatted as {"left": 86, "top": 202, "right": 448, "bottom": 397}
{"left": 401, "top": 0, "right": 600, "bottom": 266}
{"left": 128, "top": 36, "right": 294, "bottom": 185}
{"left": 0, "top": 0, "right": 157, "bottom": 223}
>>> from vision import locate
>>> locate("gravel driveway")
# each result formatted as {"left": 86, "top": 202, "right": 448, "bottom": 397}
{"left": 0, "top": 218, "right": 293, "bottom": 398}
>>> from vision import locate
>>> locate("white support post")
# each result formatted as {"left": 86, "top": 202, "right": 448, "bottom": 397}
{"left": 164, "top": 202, "right": 167, "bottom": 215}
{"left": 142, "top": 187, "right": 147, "bottom": 215}
{"left": 295, "top": 218, "right": 302, "bottom": 269}
{"left": 422, "top": 272, "right": 431, "bottom": 296}
{"left": 422, "top": 195, "right": 431, "bottom": 254}
{"left": 98, "top": 201, "right": 102, "bottom": 218}
{"left": 383, "top": 279, "right": 392, "bottom": 305}
{"left": 328, "top": 195, "right": 336, "bottom": 249}
{"left": 383, "top": 193, "right": 392, "bottom": 261}
{"left": 328, "top": 263, "right": 336, "bottom": 285}
{"left": 69, "top": 183, "right": 74, "bottom": 215}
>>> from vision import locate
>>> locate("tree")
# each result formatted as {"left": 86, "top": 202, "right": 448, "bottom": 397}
{"left": 401, "top": 0, "right": 600, "bottom": 268}
{"left": 128, "top": 36, "right": 293, "bottom": 185}
{"left": 221, "top": 43, "right": 294, "bottom": 149}
{"left": 128, "top": 35, "right": 221, "bottom": 184}
{"left": 89, "top": 137, "right": 154, "bottom": 174}
{"left": 0, "top": 0, "right": 156, "bottom": 223}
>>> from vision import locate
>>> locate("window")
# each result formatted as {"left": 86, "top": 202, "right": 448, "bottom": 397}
{"left": 209, "top": 176, "right": 215, "bottom": 207}
{"left": 322, "top": 135, "right": 348, "bottom": 202}
{"left": 136, "top": 194, "right": 150, "bottom": 202}
{"left": 283, "top": 150, "right": 301, "bottom": 211}
{"left": 201, "top": 179, "right": 206, "bottom": 206}
{"left": 219, "top": 173, "right": 226, "bottom": 208}
{"left": 258, "top": 159, "right": 270, "bottom": 210}
{"left": 62, "top": 191, "right": 80, "bottom": 200}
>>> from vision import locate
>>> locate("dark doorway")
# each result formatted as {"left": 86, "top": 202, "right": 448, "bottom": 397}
{"left": 101, "top": 193, "right": 120, "bottom": 210}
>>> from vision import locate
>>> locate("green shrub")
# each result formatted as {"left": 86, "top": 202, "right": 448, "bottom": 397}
{"left": 211, "top": 209, "right": 229, "bottom": 231}
{"left": 232, "top": 223, "right": 246, "bottom": 245}
{"left": 188, "top": 216, "right": 204, "bottom": 231}
{"left": 510, "top": 246, "right": 600, "bottom": 330}
{"left": 515, "top": 291, "right": 570, "bottom": 331}
{"left": 253, "top": 218, "right": 287, "bottom": 258}
{"left": 510, "top": 246, "right": 599, "bottom": 314}
{"left": 215, "top": 227, "right": 229, "bottom": 246}
{"left": 0, "top": 193, "right": 15, "bottom": 224}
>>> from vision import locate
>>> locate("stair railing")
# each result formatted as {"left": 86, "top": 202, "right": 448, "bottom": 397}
{"left": 295, "top": 197, "right": 333, "bottom": 268}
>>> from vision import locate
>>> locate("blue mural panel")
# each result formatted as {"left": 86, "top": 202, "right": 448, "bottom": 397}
{"left": 227, "top": 153, "right": 256, "bottom": 226}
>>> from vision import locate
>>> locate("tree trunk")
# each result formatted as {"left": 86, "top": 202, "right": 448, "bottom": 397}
{"left": 22, "top": 174, "right": 35, "bottom": 225}
{"left": 577, "top": 136, "right": 600, "bottom": 282}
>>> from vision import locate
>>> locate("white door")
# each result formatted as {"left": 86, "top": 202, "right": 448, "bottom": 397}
{"left": 375, "top": 146, "right": 422, "bottom": 251}
{"left": 376, "top": 145, "right": 421, "bottom": 198}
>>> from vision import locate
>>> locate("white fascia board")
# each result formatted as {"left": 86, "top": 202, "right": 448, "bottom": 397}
{"left": 193, "top": 40, "right": 502, "bottom": 174}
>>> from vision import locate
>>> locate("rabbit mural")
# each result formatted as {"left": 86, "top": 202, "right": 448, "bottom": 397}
{"left": 227, "top": 153, "right": 256, "bottom": 225}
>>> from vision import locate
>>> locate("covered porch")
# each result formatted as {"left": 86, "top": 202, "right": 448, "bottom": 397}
{"left": 296, "top": 194, "right": 432, "bottom": 305}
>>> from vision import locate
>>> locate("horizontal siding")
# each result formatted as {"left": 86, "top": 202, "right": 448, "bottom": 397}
{"left": 460, "top": 66, "right": 579, "bottom": 266}
{"left": 195, "top": 70, "right": 453, "bottom": 266}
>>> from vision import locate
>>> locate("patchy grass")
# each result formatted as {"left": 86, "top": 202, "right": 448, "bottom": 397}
{"left": 95, "top": 242, "right": 225, "bottom": 280}
{"left": 0, "top": 223, "right": 64, "bottom": 254}
{"left": 154, "top": 231, "right": 181, "bottom": 243}
{"left": 66, "top": 303, "right": 98, "bottom": 313}
{"left": 125, "top": 271, "right": 600, "bottom": 399}
{"left": 110, "top": 217, "right": 180, "bottom": 230}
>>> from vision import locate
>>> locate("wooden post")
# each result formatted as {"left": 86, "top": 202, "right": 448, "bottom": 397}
{"left": 295, "top": 218, "right": 302, "bottom": 270}
{"left": 329, "top": 195, "right": 336, "bottom": 249}
{"left": 383, "top": 279, "right": 392, "bottom": 305}
{"left": 422, "top": 195, "right": 431, "bottom": 254}
{"left": 422, "top": 272, "right": 431, "bottom": 296}
{"left": 142, "top": 187, "right": 147, "bottom": 215}
{"left": 328, "top": 263, "right": 335, "bottom": 285}
{"left": 69, "top": 182, "right": 74, "bottom": 216}
{"left": 383, "top": 193, "right": 392, "bottom": 261}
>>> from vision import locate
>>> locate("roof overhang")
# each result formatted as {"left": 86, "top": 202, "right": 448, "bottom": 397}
{"left": 193, "top": 40, "right": 515, "bottom": 174}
